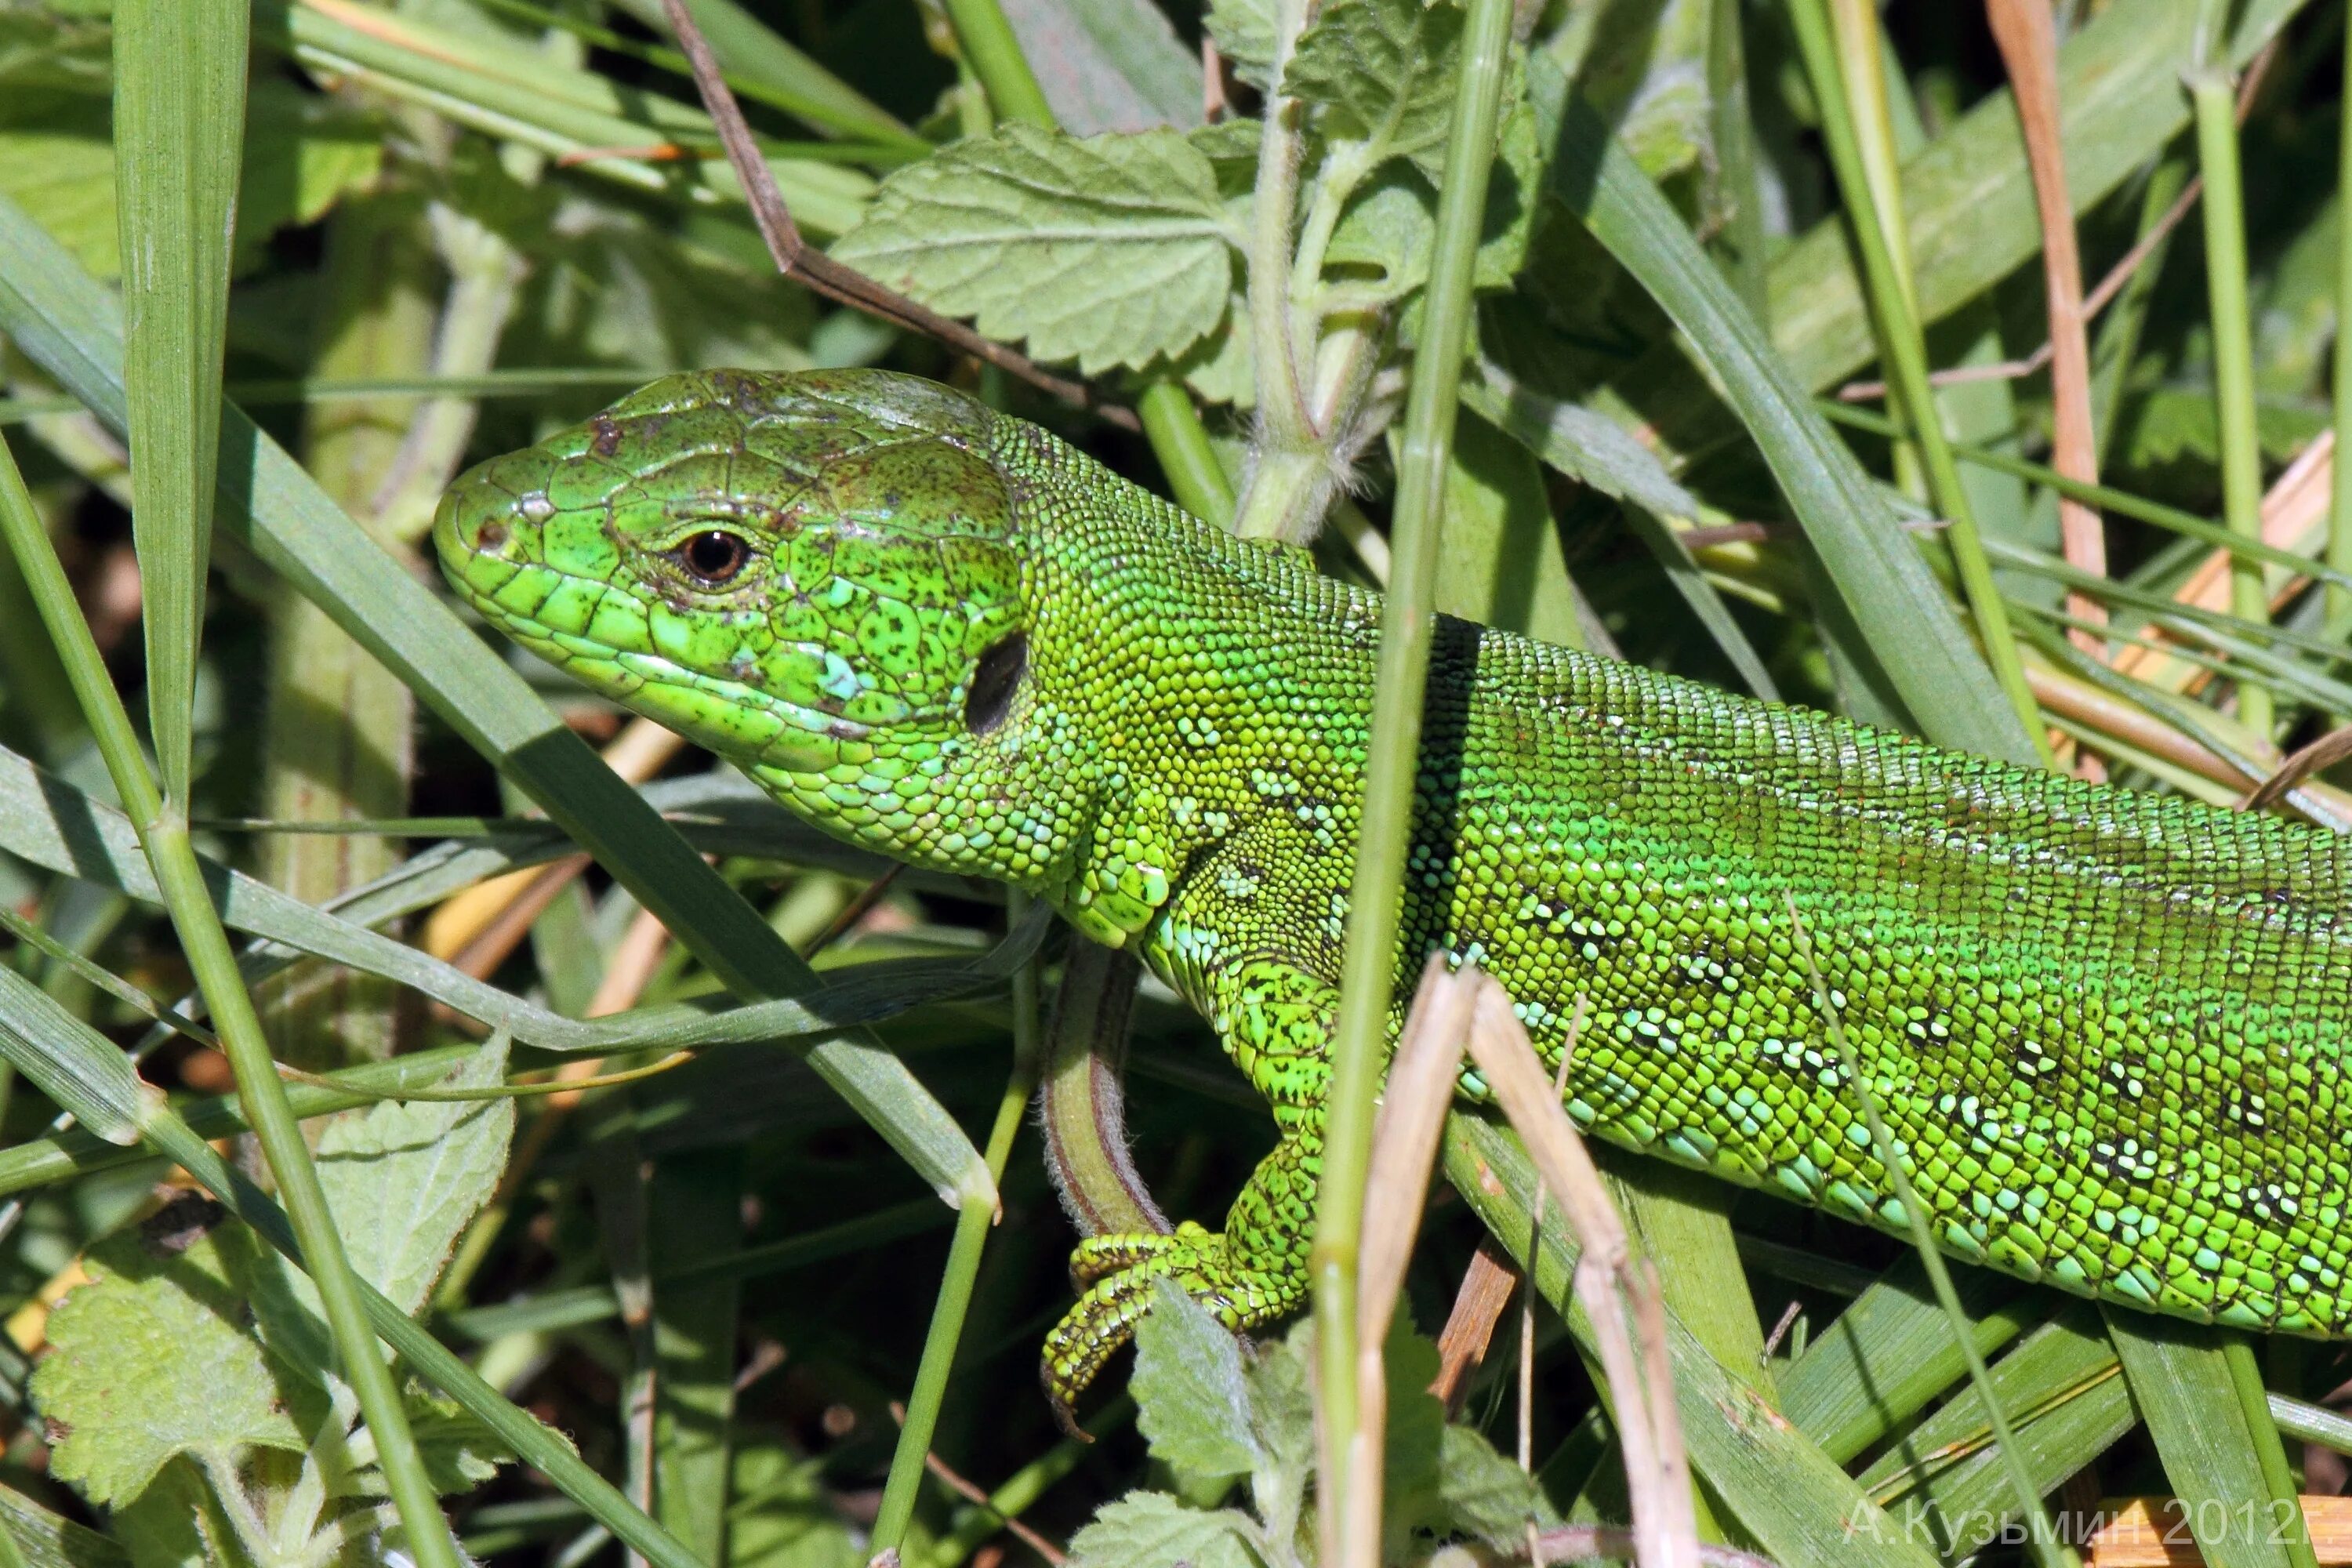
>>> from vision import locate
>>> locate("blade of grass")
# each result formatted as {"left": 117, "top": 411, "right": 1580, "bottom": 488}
{"left": 1312, "top": 0, "right": 1512, "bottom": 1534}
{"left": 1820, "top": 401, "right": 2352, "bottom": 598}
{"left": 114, "top": 0, "right": 241, "bottom": 806}
{"left": 0, "top": 189, "right": 989, "bottom": 1209}
{"left": 1777, "top": 1258, "right": 2036, "bottom": 1465}
{"left": 2189, "top": 66, "right": 2277, "bottom": 742}
{"left": 1858, "top": 1309, "right": 2136, "bottom": 1556}
{"left": 1762, "top": 0, "right": 2302, "bottom": 416}
{"left": 1526, "top": 53, "right": 2038, "bottom": 765}
{"left": 1791, "top": 0, "right": 2051, "bottom": 763}
{"left": 871, "top": 891, "right": 1047, "bottom": 1552}
{"left": 2110, "top": 1319, "right": 2308, "bottom": 1568}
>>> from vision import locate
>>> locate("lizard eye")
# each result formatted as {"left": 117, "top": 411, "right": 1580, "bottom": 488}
{"left": 964, "top": 632, "right": 1027, "bottom": 735}
{"left": 675, "top": 529, "right": 752, "bottom": 587}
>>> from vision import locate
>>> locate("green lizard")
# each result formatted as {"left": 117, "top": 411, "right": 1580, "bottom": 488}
{"left": 434, "top": 367, "right": 2352, "bottom": 1418}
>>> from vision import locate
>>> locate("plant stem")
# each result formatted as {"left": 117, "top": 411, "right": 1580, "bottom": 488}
{"left": 871, "top": 890, "right": 1045, "bottom": 1551}
{"left": 2188, "top": 69, "right": 2273, "bottom": 742}
{"left": 1789, "top": 0, "right": 2052, "bottom": 765}
{"left": 1308, "top": 0, "right": 1513, "bottom": 1552}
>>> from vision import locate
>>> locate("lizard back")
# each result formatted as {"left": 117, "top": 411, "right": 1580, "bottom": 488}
{"left": 1005, "top": 428, "right": 2352, "bottom": 1334}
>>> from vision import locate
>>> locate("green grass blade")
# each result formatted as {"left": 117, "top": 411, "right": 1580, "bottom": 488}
{"left": 2189, "top": 67, "right": 2278, "bottom": 742}
{"left": 2108, "top": 1320, "right": 2306, "bottom": 1568}
{"left": 1857, "top": 1308, "right": 2136, "bottom": 1557}
{"left": 1313, "top": 0, "right": 1513, "bottom": 1524}
{"left": 0, "top": 189, "right": 989, "bottom": 1207}
{"left": 1526, "top": 53, "right": 2037, "bottom": 765}
{"left": 1778, "top": 1258, "right": 2036, "bottom": 1464}
{"left": 1762, "top": 0, "right": 2303, "bottom": 407}
{"left": 1788, "top": 0, "right": 2049, "bottom": 762}
{"left": 111, "top": 0, "right": 244, "bottom": 804}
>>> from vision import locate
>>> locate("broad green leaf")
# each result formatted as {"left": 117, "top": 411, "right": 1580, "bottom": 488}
{"left": 1378, "top": 1319, "right": 1447, "bottom": 1556}
{"left": 315, "top": 1036, "right": 516, "bottom": 1316}
{"left": 106, "top": 1461, "right": 229, "bottom": 1568}
{"left": 31, "top": 1223, "right": 305, "bottom": 1506}
{"left": 1065, "top": 1493, "right": 1261, "bottom": 1568}
{"left": 1203, "top": 0, "right": 1277, "bottom": 92}
{"left": 1133, "top": 1279, "right": 1262, "bottom": 1483}
{"left": 726, "top": 1444, "right": 864, "bottom": 1568}
{"left": 998, "top": 0, "right": 1202, "bottom": 133}
{"left": 1285, "top": 0, "right": 1461, "bottom": 170}
{"left": 1436, "top": 1425, "right": 1552, "bottom": 1547}
{"left": 833, "top": 125, "right": 1238, "bottom": 376}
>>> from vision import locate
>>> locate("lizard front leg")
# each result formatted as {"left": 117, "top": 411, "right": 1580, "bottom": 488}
{"left": 1040, "top": 953, "right": 1338, "bottom": 1423}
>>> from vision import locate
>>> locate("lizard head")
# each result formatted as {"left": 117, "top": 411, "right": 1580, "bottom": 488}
{"left": 434, "top": 368, "right": 1074, "bottom": 882}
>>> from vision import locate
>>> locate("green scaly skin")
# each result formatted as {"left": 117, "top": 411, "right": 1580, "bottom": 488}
{"left": 436, "top": 368, "right": 2352, "bottom": 1418}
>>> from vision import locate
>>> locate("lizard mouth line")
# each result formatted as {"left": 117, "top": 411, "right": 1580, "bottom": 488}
{"left": 443, "top": 567, "right": 906, "bottom": 748}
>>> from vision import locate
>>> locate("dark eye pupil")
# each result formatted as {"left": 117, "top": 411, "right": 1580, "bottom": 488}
{"left": 681, "top": 531, "right": 749, "bottom": 585}
{"left": 964, "top": 632, "right": 1027, "bottom": 735}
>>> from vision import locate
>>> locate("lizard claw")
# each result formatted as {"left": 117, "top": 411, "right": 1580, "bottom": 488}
{"left": 1039, "top": 1225, "right": 1302, "bottom": 1427}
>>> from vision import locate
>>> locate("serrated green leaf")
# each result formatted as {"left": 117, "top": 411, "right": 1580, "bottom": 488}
{"left": 1065, "top": 1493, "right": 1261, "bottom": 1568}
{"left": 727, "top": 1443, "right": 865, "bottom": 1568}
{"left": 833, "top": 125, "right": 1239, "bottom": 375}
{"left": 1133, "top": 1279, "right": 1262, "bottom": 1483}
{"left": 1379, "top": 1318, "right": 1447, "bottom": 1555}
{"left": 1436, "top": 1425, "right": 1552, "bottom": 1547}
{"left": 107, "top": 1460, "right": 231, "bottom": 1568}
{"left": 344, "top": 1390, "right": 517, "bottom": 1497}
{"left": 1286, "top": 0, "right": 1462, "bottom": 168}
{"left": 1203, "top": 0, "right": 1278, "bottom": 91}
{"left": 32, "top": 1226, "right": 305, "bottom": 1506}
{"left": 314, "top": 1036, "right": 515, "bottom": 1316}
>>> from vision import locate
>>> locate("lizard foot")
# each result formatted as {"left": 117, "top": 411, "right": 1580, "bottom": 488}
{"left": 1040, "top": 1221, "right": 1305, "bottom": 1434}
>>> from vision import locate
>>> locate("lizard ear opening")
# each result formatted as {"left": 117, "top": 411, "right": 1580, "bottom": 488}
{"left": 964, "top": 632, "right": 1028, "bottom": 735}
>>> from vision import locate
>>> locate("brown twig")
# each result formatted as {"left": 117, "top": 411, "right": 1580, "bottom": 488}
{"left": 887, "top": 1402, "right": 1069, "bottom": 1564}
{"left": 654, "top": 0, "right": 1142, "bottom": 431}
{"left": 1433, "top": 1239, "right": 1521, "bottom": 1413}
{"left": 1465, "top": 975, "right": 1701, "bottom": 1568}
{"left": 1989, "top": 0, "right": 2106, "bottom": 696}
{"left": 2243, "top": 722, "right": 2352, "bottom": 813}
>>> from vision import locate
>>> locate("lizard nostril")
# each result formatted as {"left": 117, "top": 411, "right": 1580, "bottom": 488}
{"left": 474, "top": 518, "right": 509, "bottom": 554}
